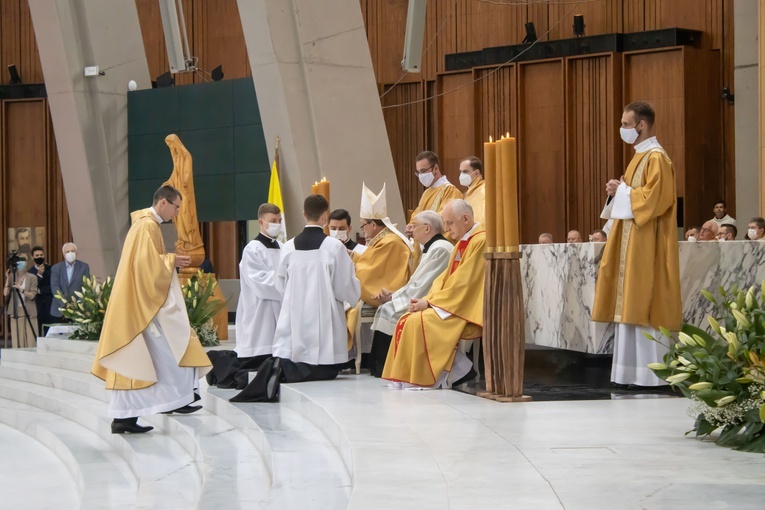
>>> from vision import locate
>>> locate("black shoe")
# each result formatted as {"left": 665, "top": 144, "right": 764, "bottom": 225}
{"left": 265, "top": 358, "right": 282, "bottom": 402}
{"left": 111, "top": 418, "right": 153, "bottom": 434}
{"left": 193, "top": 391, "right": 201, "bottom": 402}
{"left": 451, "top": 368, "right": 477, "bottom": 388}
{"left": 161, "top": 404, "right": 202, "bottom": 415}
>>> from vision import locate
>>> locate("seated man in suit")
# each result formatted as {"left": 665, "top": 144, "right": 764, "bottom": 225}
{"left": 50, "top": 242, "right": 91, "bottom": 319}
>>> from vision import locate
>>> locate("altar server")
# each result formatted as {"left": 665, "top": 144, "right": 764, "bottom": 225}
{"left": 235, "top": 203, "right": 283, "bottom": 361}
{"left": 383, "top": 200, "right": 484, "bottom": 389}
{"left": 93, "top": 185, "right": 211, "bottom": 434}
{"left": 593, "top": 101, "right": 682, "bottom": 387}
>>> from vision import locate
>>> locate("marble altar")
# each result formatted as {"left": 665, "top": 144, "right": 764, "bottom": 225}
{"left": 521, "top": 241, "right": 765, "bottom": 354}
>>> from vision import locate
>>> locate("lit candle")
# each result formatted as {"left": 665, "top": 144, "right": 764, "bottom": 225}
{"left": 317, "top": 177, "right": 330, "bottom": 204}
{"left": 499, "top": 135, "right": 519, "bottom": 250}
{"left": 483, "top": 136, "right": 496, "bottom": 251}
{"left": 311, "top": 181, "right": 319, "bottom": 195}
{"left": 494, "top": 135, "right": 506, "bottom": 251}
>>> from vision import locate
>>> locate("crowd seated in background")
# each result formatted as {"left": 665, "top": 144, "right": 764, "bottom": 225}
{"left": 590, "top": 230, "right": 607, "bottom": 243}
{"left": 746, "top": 217, "right": 765, "bottom": 240}
{"left": 717, "top": 224, "right": 737, "bottom": 242}
{"left": 698, "top": 221, "right": 719, "bottom": 242}
{"left": 710, "top": 200, "right": 736, "bottom": 227}
{"left": 566, "top": 230, "right": 583, "bottom": 243}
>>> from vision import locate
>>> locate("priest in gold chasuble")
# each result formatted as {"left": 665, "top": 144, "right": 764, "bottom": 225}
{"left": 593, "top": 102, "right": 682, "bottom": 387}
{"left": 460, "top": 156, "right": 485, "bottom": 227}
{"left": 93, "top": 185, "right": 211, "bottom": 434}
{"left": 383, "top": 199, "right": 484, "bottom": 389}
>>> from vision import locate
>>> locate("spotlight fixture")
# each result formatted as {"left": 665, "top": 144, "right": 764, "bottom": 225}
{"left": 211, "top": 65, "right": 224, "bottom": 82}
{"left": 573, "top": 15, "right": 585, "bottom": 37}
{"left": 522, "top": 22, "right": 537, "bottom": 44}
{"left": 8, "top": 64, "right": 21, "bottom": 84}
{"left": 155, "top": 71, "right": 174, "bottom": 88}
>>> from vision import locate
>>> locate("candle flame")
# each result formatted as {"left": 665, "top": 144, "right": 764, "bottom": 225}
{"left": 321, "top": 176, "right": 328, "bottom": 182}
{"left": 489, "top": 135, "right": 493, "bottom": 142}
{"left": 506, "top": 132, "right": 510, "bottom": 138}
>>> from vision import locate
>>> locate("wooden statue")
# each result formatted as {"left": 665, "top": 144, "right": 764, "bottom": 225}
{"left": 162, "top": 134, "right": 228, "bottom": 340}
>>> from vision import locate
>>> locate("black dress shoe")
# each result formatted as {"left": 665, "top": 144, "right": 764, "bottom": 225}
{"left": 193, "top": 391, "right": 201, "bottom": 402}
{"left": 162, "top": 404, "right": 202, "bottom": 415}
{"left": 111, "top": 418, "right": 153, "bottom": 434}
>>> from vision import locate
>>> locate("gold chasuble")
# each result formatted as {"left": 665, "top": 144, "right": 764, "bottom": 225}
{"left": 92, "top": 209, "right": 211, "bottom": 390}
{"left": 592, "top": 149, "right": 682, "bottom": 331}
{"left": 463, "top": 176, "right": 485, "bottom": 226}
{"left": 353, "top": 229, "right": 411, "bottom": 307}
{"left": 382, "top": 229, "right": 485, "bottom": 387}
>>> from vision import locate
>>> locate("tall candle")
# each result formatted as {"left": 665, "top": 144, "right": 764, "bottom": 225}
{"left": 483, "top": 137, "right": 496, "bottom": 251}
{"left": 494, "top": 136, "right": 506, "bottom": 251}
{"left": 311, "top": 182, "right": 319, "bottom": 195}
{"left": 499, "top": 136, "right": 519, "bottom": 250}
{"left": 317, "top": 177, "right": 330, "bottom": 204}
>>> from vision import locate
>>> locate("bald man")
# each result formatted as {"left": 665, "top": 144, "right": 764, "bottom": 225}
{"left": 698, "top": 221, "right": 719, "bottom": 241}
{"left": 567, "top": 230, "right": 583, "bottom": 243}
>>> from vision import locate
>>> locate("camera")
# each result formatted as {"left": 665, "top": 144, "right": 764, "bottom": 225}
{"left": 7, "top": 250, "right": 20, "bottom": 270}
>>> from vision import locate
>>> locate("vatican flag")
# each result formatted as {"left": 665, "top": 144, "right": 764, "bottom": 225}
{"left": 268, "top": 153, "right": 287, "bottom": 243}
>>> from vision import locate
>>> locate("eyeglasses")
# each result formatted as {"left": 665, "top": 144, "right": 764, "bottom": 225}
{"left": 167, "top": 199, "right": 181, "bottom": 210}
{"left": 414, "top": 164, "right": 435, "bottom": 175}
{"left": 359, "top": 221, "right": 371, "bottom": 228}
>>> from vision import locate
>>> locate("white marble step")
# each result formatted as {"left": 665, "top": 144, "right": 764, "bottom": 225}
{"left": 0, "top": 396, "right": 137, "bottom": 509}
{"left": 2, "top": 347, "right": 93, "bottom": 373}
{"left": 212, "top": 387, "right": 353, "bottom": 509}
{"left": 1, "top": 349, "right": 277, "bottom": 509}
{"left": 38, "top": 336, "right": 98, "bottom": 355}
{"left": 0, "top": 421, "right": 80, "bottom": 509}
{"left": 0, "top": 376, "right": 204, "bottom": 509}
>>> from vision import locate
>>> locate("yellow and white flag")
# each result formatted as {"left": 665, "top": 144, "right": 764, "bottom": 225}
{"left": 268, "top": 153, "right": 287, "bottom": 243}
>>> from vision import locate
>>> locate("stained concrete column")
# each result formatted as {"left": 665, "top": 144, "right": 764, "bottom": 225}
{"left": 237, "top": 0, "right": 405, "bottom": 232}
{"left": 28, "top": 0, "right": 151, "bottom": 276}
{"left": 737, "top": 0, "right": 759, "bottom": 223}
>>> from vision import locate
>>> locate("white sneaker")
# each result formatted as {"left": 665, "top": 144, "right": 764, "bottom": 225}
{"left": 387, "top": 381, "right": 403, "bottom": 389}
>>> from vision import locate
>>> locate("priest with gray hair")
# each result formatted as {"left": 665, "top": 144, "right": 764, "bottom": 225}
{"left": 367, "top": 210, "right": 454, "bottom": 377}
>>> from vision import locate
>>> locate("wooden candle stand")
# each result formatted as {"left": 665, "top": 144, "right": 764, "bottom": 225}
{"left": 478, "top": 250, "right": 532, "bottom": 402}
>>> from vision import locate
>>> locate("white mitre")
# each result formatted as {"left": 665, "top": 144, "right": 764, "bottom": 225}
{"left": 360, "top": 183, "right": 412, "bottom": 249}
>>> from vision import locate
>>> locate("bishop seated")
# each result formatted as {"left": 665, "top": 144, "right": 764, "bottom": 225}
{"left": 368, "top": 210, "right": 453, "bottom": 377}
{"left": 383, "top": 199, "right": 485, "bottom": 390}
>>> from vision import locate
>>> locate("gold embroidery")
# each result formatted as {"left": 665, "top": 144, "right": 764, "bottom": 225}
{"left": 613, "top": 148, "right": 665, "bottom": 320}
{"left": 366, "top": 227, "right": 391, "bottom": 248}
{"left": 430, "top": 185, "right": 451, "bottom": 212}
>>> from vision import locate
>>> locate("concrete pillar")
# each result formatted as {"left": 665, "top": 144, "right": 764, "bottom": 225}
{"left": 237, "top": 0, "right": 405, "bottom": 233}
{"left": 736, "top": 0, "right": 759, "bottom": 225}
{"left": 28, "top": 0, "right": 152, "bottom": 276}
{"left": 759, "top": 0, "right": 765, "bottom": 216}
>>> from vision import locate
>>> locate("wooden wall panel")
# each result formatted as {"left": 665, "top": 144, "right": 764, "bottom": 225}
{"left": 437, "top": 72, "right": 474, "bottom": 187}
{"left": 1, "top": 0, "right": 43, "bottom": 84}
{"left": 518, "top": 60, "right": 566, "bottom": 244}
{"left": 191, "top": 0, "right": 250, "bottom": 80}
{"left": 381, "top": 82, "right": 426, "bottom": 216}
{"left": 475, "top": 65, "right": 517, "bottom": 148}
{"left": 565, "top": 54, "right": 621, "bottom": 238}
{"left": 623, "top": 49, "right": 686, "bottom": 195}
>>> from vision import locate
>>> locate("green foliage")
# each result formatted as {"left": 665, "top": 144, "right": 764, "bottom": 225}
{"left": 182, "top": 270, "right": 226, "bottom": 347}
{"left": 650, "top": 283, "right": 765, "bottom": 453}
{"left": 54, "top": 275, "right": 113, "bottom": 341}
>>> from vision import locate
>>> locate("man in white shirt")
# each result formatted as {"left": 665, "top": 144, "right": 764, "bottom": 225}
{"left": 710, "top": 201, "right": 736, "bottom": 228}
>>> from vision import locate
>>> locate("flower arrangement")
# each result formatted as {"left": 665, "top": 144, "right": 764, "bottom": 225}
{"left": 182, "top": 270, "right": 226, "bottom": 347}
{"left": 54, "top": 275, "right": 113, "bottom": 341}
{"left": 649, "top": 283, "right": 765, "bottom": 453}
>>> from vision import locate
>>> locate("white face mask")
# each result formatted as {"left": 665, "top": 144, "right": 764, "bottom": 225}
{"left": 686, "top": 236, "right": 696, "bottom": 243}
{"left": 418, "top": 172, "right": 435, "bottom": 187}
{"left": 748, "top": 229, "right": 759, "bottom": 240}
{"left": 459, "top": 172, "right": 472, "bottom": 187}
{"left": 619, "top": 127, "right": 639, "bottom": 145}
{"left": 265, "top": 222, "right": 281, "bottom": 238}
{"left": 718, "top": 238, "right": 726, "bottom": 242}
{"left": 65, "top": 252, "right": 77, "bottom": 263}
{"left": 329, "top": 229, "right": 349, "bottom": 242}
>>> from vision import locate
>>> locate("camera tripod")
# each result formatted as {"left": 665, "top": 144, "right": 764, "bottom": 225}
{"left": 3, "top": 268, "right": 37, "bottom": 349}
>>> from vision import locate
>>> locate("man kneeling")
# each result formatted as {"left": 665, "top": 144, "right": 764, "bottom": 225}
{"left": 231, "top": 195, "right": 361, "bottom": 402}
{"left": 382, "top": 199, "right": 485, "bottom": 389}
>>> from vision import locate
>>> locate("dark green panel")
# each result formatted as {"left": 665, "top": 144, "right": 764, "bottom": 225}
{"left": 233, "top": 78, "right": 261, "bottom": 126}
{"left": 195, "top": 175, "right": 236, "bottom": 221}
{"left": 178, "top": 80, "right": 233, "bottom": 131}
{"left": 127, "top": 88, "right": 179, "bottom": 135}
{"left": 128, "top": 134, "right": 174, "bottom": 181}
{"left": 234, "top": 125, "right": 269, "bottom": 174}
{"left": 129, "top": 179, "right": 165, "bottom": 213}
{"left": 176, "top": 128, "right": 235, "bottom": 176}
{"left": 235, "top": 172, "right": 271, "bottom": 220}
